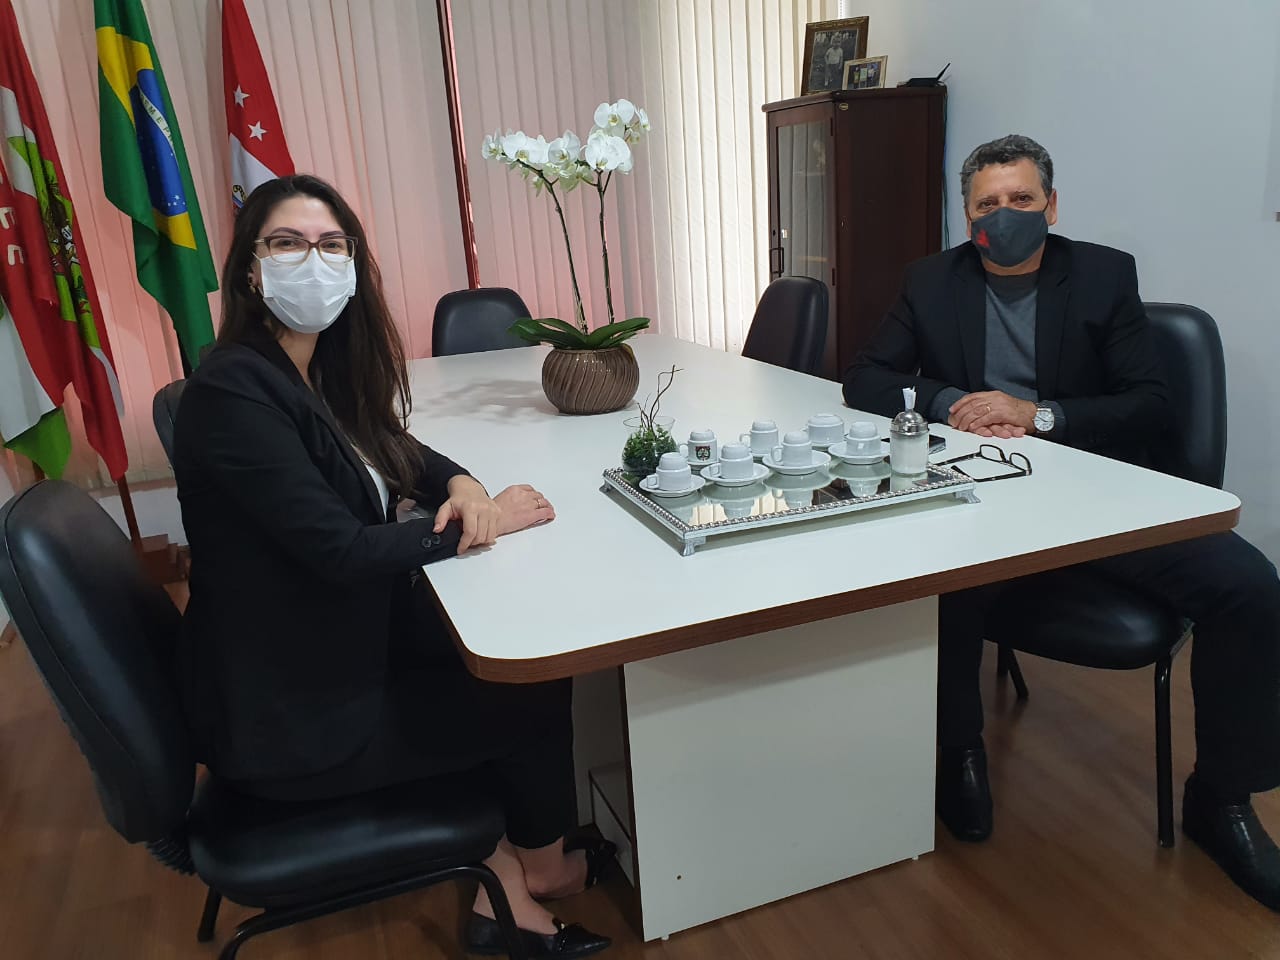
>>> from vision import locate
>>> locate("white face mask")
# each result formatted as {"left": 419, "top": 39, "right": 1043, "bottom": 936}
{"left": 259, "top": 250, "right": 357, "bottom": 334}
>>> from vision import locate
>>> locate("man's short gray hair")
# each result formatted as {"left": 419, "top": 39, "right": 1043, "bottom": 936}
{"left": 959, "top": 135, "right": 1054, "bottom": 207}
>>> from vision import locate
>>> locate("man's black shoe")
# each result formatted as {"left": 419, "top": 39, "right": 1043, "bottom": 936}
{"left": 1183, "top": 774, "right": 1280, "bottom": 912}
{"left": 937, "top": 742, "right": 993, "bottom": 842}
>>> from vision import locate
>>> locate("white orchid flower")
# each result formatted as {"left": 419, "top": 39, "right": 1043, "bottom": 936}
{"left": 500, "top": 130, "right": 532, "bottom": 163}
{"left": 593, "top": 100, "right": 636, "bottom": 136}
{"left": 613, "top": 99, "right": 637, "bottom": 125}
{"left": 480, "top": 131, "right": 503, "bottom": 161}
{"left": 584, "top": 129, "right": 632, "bottom": 172}
{"left": 636, "top": 107, "right": 650, "bottom": 132}
{"left": 525, "top": 135, "right": 551, "bottom": 169}
{"left": 547, "top": 130, "right": 582, "bottom": 165}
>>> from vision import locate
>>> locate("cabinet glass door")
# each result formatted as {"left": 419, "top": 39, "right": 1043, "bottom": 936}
{"left": 774, "top": 121, "right": 830, "bottom": 283}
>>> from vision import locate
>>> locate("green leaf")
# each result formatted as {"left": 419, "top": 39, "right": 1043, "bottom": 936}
{"left": 507, "top": 317, "right": 592, "bottom": 348}
{"left": 581, "top": 316, "right": 650, "bottom": 349}
{"left": 507, "top": 315, "right": 649, "bottom": 350}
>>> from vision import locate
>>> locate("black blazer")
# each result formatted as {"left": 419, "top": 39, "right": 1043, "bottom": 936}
{"left": 173, "top": 338, "right": 468, "bottom": 782}
{"left": 842, "top": 235, "right": 1172, "bottom": 466}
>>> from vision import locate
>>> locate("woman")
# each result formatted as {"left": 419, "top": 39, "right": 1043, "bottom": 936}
{"left": 173, "top": 174, "right": 611, "bottom": 957}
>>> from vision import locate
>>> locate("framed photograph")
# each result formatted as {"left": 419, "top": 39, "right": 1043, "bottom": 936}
{"left": 801, "top": 17, "right": 869, "bottom": 95}
{"left": 843, "top": 55, "right": 887, "bottom": 91}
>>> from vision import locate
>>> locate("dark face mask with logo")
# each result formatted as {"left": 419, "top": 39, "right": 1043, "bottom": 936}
{"left": 969, "top": 200, "right": 1050, "bottom": 268}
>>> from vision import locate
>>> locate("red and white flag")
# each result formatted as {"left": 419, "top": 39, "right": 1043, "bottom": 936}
{"left": 222, "top": 0, "right": 293, "bottom": 210}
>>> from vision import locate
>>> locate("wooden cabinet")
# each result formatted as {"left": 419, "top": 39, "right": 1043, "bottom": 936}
{"left": 763, "top": 87, "right": 946, "bottom": 380}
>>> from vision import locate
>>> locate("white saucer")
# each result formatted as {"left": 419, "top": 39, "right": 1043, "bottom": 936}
{"left": 827, "top": 439, "right": 890, "bottom": 464}
{"left": 639, "top": 474, "right": 707, "bottom": 498}
{"left": 761, "top": 450, "right": 832, "bottom": 476}
{"left": 701, "top": 461, "right": 770, "bottom": 487}
{"left": 808, "top": 436, "right": 844, "bottom": 451}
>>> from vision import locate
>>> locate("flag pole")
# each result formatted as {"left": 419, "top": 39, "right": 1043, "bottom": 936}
{"left": 116, "top": 477, "right": 143, "bottom": 551}
{"left": 436, "top": 0, "right": 480, "bottom": 288}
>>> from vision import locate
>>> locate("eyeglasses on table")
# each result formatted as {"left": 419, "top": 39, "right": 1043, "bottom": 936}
{"left": 934, "top": 443, "right": 1033, "bottom": 482}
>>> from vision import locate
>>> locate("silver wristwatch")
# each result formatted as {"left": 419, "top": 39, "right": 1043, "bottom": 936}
{"left": 1033, "top": 403, "right": 1055, "bottom": 434}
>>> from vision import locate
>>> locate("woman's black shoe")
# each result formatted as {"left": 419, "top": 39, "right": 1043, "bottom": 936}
{"left": 565, "top": 834, "right": 618, "bottom": 890}
{"left": 465, "top": 912, "right": 612, "bottom": 957}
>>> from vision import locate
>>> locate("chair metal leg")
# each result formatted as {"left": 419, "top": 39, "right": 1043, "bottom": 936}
{"left": 197, "top": 888, "right": 222, "bottom": 942}
{"left": 996, "top": 645, "right": 1030, "bottom": 700}
{"left": 211, "top": 863, "right": 525, "bottom": 960}
{"left": 1155, "top": 656, "right": 1175, "bottom": 848}
{"left": 473, "top": 863, "right": 530, "bottom": 960}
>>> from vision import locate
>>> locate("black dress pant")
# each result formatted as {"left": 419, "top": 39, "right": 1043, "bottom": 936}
{"left": 938, "top": 531, "right": 1280, "bottom": 796}
{"left": 234, "top": 579, "right": 576, "bottom": 849}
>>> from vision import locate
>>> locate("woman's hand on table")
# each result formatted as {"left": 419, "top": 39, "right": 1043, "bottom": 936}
{"left": 435, "top": 476, "right": 503, "bottom": 552}
{"left": 494, "top": 484, "right": 556, "bottom": 535}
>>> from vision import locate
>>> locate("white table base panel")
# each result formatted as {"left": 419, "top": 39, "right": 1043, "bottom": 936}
{"left": 622, "top": 598, "right": 938, "bottom": 940}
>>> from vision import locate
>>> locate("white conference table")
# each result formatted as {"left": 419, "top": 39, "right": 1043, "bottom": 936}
{"left": 406, "top": 334, "right": 1238, "bottom": 941}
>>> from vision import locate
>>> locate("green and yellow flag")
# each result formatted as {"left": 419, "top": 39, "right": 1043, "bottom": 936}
{"left": 96, "top": 0, "right": 217, "bottom": 368}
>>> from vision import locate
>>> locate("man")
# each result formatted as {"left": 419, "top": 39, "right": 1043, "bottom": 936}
{"left": 843, "top": 134, "right": 1280, "bottom": 911}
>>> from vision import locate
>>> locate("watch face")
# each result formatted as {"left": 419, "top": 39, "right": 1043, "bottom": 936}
{"left": 1034, "top": 408, "right": 1054, "bottom": 431}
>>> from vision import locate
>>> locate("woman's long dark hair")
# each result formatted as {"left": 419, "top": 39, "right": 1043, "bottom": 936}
{"left": 219, "top": 174, "right": 421, "bottom": 499}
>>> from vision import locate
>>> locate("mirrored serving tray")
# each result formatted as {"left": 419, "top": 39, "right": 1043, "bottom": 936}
{"left": 600, "top": 461, "right": 978, "bottom": 555}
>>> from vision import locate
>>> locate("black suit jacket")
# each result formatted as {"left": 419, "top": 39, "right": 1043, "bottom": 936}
{"left": 174, "top": 338, "right": 468, "bottom": 782}
{"left": 842, "top": 235, "right": 1172, "bottom": 466}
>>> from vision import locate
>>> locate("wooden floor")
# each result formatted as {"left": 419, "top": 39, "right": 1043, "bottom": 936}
{"left": 3, "top": 617, "right": 1279, "bottom": 959}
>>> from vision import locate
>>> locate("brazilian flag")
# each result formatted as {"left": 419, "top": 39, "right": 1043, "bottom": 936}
{"left": 96, "top": 0, "right": 217, "bottom": 369}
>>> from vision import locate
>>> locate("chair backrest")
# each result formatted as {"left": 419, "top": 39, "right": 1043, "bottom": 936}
{"left": 741, "top": 276, "right": 829, "bottom": 376}
{"left": 432, "top": 287, "right": 533, "bottom": 356}
{"left": 0, "top": 481, "right": 193, "bottom": 844}
{"left": 152, "top": 379, "right": 186, "bottom": 468}
{"left": 1144, "top": 302, "right": 1227, "bottom": 489}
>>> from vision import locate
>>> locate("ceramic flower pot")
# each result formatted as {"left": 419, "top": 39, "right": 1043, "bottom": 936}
{"left": 541, "top": 345, "right": 639, "bottom": 415}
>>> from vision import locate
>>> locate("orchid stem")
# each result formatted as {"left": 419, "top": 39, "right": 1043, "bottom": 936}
{"left": 597, "top": 172, "right": 616, "bottom": 328}
{"left": 521, "top": 161, "right": 587, "bottom": 334}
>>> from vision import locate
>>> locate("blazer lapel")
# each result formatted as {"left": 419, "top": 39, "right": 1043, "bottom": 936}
{"left": 953, "top": 245, "right": 987, "bottom": 390}
{"left": 249, "top": 337, "right": 387, "bottom": 520}
{"left": 302, "top": 390, "right": 387, "bottom": 520}
{"left": 1035, "top": 237, "right": 1071, "bottom": 401}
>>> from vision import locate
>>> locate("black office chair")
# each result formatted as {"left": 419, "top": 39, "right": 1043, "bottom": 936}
{"left": 987, "top": 303, "right": 1227, "bottom": 848}
{"left": 433, "top": 287, "right": 534, "bottom": 356}
{"left": 152, "top": 379, "right": 186, "bottom": 468}
{"left": 741, "top": 276, "right": 829, "bottom": 376}
{"left": 0, "top": 480, "right": 527, "bottom": 960}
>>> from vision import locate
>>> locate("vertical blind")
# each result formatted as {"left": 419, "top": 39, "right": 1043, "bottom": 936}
{"left": 455, "top": 0, "right": 837, "bottom": 352}
{"left": 9, "top": 0, "right": 832, "bottom": 488}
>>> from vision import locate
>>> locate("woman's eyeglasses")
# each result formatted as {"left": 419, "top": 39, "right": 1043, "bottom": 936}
{"left": 935, "top": 443, "right": 1033, "bottom": 482}
{"left": 254, "top": 235, "right": 358, "bottom": 264}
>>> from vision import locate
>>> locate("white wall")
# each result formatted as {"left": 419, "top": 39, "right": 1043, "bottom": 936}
{"left": 852, "top": 0, "right": 1280, "bottom": 562}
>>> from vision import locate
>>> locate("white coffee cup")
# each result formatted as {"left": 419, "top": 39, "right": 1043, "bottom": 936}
{"left": 771, "top": 430, "right": 812, "bottom": 467}
{"left": 740, "top": 419, "right": 779, "bottom": 456}
{"left": 717, "top": 442, "right": 754, "bottom": 480}
{"left": 655, "top": 451, "right": 693, "bottom": 491}
{"left": 680, "top": 428, "right": 718, "bottom": 463}
{"left": 806, "top": 413, "right": 844, "bottom": 446}
{"left": 845, "top": 420, "right": 881, "bottom": 458}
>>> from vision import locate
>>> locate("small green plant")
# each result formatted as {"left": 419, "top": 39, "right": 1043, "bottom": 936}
{"left": 621, "top": 365, "right": 680, "bottom": 477}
